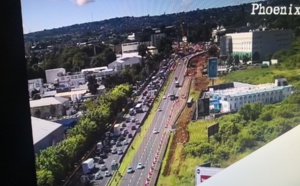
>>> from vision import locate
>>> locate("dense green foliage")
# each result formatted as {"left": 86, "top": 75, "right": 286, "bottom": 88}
{"left": 35, "top": 84, "right": 131, "bottom": 186}
{"left": 184, "top": 93, "right": 300, "bottom": 166}
{"left": 26, "top": 44, "right": 115, "bottom": 80}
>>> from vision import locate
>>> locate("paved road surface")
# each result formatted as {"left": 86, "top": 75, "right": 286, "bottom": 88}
{"left": 120, "top": 56, "right": 188, "bottom": 186}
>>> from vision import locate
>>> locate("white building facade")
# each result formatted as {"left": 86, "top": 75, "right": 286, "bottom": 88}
{"left": 225, "top": 29, "right": 293, "bottom": 61}
{"left": 206, "top": 79, "right": 293, "bottom": 113}
{"left": 122, "top": 42, "right": 139, "bottom": 54}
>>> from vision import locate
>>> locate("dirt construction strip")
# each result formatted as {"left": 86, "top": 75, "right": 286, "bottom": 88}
{"left": 161, "top": 53, "right": 209, "bottom": 179}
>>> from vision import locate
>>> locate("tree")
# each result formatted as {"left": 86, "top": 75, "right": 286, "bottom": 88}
{"left": 87, "top": 75, "right": 99, "bottom": 95}
{"left": 102, "top": 48, "right": 116, "bottom": 64}
{"left": 226, "top": 54, "right": 233, "bottom": 66}
{"left": 234, "top": 55, "right": 240, "bottom": 65}
{"left": 90, "top": 54, "right": 105, "bottom": 67}
{"left": 36, "top": 169, "right": 54, "bottom": 186}
{"left": 138, "top": 44, "right": 148, "bottom": 63}
{"left": 157, "top": 37, "right": 173, "bottom": 58}
{"left": 72, "top": 52, "right": 89, "bottom": 71}
{"left": 208, "top": 45, "right": 219, "bottom": 57}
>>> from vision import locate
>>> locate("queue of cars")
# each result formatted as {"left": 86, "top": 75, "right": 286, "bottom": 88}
{"left": 79, "top": 59, "right": 175, "bottom": 185}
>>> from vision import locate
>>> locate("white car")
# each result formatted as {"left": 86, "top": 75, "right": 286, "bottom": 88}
{"left": 163, "top": 96, "right": 166, "bottom": 99}
{"left": 104, "top": 171, "right": 111, "bottom": 177}
{"left": 153, "top": 129, "right": 159, "bottom": 134}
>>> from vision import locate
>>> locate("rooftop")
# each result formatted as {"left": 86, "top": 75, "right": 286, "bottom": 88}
{"left": 199, "top": 124, "right": 300, "bottom": 186}
{"left": 30, "top": 97, "right": 69, "bottom": 108}
{"left": 31, "top": 117, "right": 63, "bottom": 144}
{"left": 211, "top": 83, "right": 292, "bottom": 97}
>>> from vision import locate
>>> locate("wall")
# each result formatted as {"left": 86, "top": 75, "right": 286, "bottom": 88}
{"left": 30, "top": 104, "right": 65, "bottom": 118}
{"left": 34, "top": 124, "right": 65, "bottom": 154}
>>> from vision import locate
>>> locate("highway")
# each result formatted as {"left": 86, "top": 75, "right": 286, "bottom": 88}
{"left": 120, "top": 56, "right": 188, "bottom": 186}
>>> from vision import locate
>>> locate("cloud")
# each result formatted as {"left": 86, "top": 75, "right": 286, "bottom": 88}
{"left": 73, "top": 0, "right": 95, "bottom": 6}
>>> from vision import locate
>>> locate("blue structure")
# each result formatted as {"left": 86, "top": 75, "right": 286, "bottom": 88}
{"left": 53, "top": 117, "right": 79, "bottom": 132}
{"left": 210, "top": 99, "right": 221, "bottom": 112}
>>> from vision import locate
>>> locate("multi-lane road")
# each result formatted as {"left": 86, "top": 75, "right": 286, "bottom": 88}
{"left": 120, "top": 56, "right": 188, "bottom": 186}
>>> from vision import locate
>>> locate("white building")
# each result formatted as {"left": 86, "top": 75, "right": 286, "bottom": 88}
{"left": 224, "top": 29, "right": 293, "bottom": 61}
{"left": 30, "top": 97, "right": 70, "bottom": 118}
{"left": 205, "top": 79, "right": 293, "bottom": 113}
{"left": 28, "top": 78, "right": 43, "bottom": 97}
{"left": 31, "top": 117, "right": 64, "bottom": 154}
{"left": 45, "top": 68, "right": 85, "bottom": 86}
{"left": 121, "top": 42, "right": 139, "bottom": 54}
{"left": 108, "top": 52, "right": 142, "bottom": 72}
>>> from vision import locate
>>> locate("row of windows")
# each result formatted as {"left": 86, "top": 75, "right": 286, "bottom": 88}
{"left": 219, "top": 90, "right": 286, "bottom": 101}
{"left": 230, "top": 96, "right": 285, "bottom": 110}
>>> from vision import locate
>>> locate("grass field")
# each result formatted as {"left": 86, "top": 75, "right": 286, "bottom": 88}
{"left": 222, "top": 66, "right": 300, "bottom": 85}
{"left": 158, "top": 120, "right": 216, "bottom": 186}
{"left": 108, "top": 71, "right": 174, "bottom": 186}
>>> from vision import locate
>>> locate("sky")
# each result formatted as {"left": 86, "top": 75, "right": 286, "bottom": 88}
{"left": 21, "top": 0, "right": 260, "bottom": 34}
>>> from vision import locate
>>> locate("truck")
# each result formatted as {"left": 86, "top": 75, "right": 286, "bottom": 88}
{"left": 82, "top": 158, "right": 95, "bottom": 174}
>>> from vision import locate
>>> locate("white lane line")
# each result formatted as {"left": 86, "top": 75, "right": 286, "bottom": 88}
{"left": 123, "top": 61, "right": 185, "bottom": 185}
{"left": 127, "top": 81, "right": 170, "bottom": 182}
{"left": 135, "top": 96, "right": 173, "bottom": 185}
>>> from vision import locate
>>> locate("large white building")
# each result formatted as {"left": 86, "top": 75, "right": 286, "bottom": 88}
{"left": 223, "top": 29, "right": 293, "bottom": 61}
{"left": 108, "top": 52, "right": 142, "bottom": 72}
{"left": 205, "top": 78, "right": 293, "bottom": 113}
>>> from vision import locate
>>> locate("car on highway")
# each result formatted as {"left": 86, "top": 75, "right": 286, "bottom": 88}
{"left": 94, "top": 171, "right": 103, "bottom": 180}
{"left": 136, "top": 162, "right": 144, "bottom": 169}
{"left": 97, "top": 157, "right": 105, "bottom": 164}
{"left": 127, "top": 166, "right": 134, "bottom": 173}
{"left": 104, "top": 171, "right": 111, "bottom": 177}
{"left": 122, "top": 140, "right": 129, "bottom": 145}
{"left": 163, "top": 95, "right": 166, "bottom": 99}
{"left": 99, "top": 152, "right": 108, "bottom": 159}
{"left": 100, "top": 164, "right": 107, "bottom": 171}
{"left": 157, "top": 107, "right": 162, "bottom": 112}
{"left": 111, "top": 147, "right": 117, "bottom": 154}
{"left": 153, "top": 128, "right": 159, "bottom": 134}
{"left": 117, "top": 149, "right": 123, "bottom": 155}
{"left": 131, "top": 125, "right": 136, "bottom": 130}
{"left": 116, "top": 141, "right": 122, "bottom": 147}
{"left": 128, "top": 133, "right": 133, "bottom": 138}
{"left": 111, "top": 160, "right": 118, "bottom": 166}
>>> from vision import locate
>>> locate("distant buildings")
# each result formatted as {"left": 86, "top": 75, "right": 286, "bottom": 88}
{"left": 221, "top": 29, "right": 293, "bottom": 61}
{"left": 28, "top": 78, "right": 43, "bottom": 98}
{"left": 151, "top": 32, "right": 166, "bottom": 47}
{"left": 121, "top": 42, "right": 139, "bottom": 54}
{"left": 31, "top": 117, "right": 65, "bottom": 154}
{"left": 204, "top": 78, "right": 293, "bottom": 113}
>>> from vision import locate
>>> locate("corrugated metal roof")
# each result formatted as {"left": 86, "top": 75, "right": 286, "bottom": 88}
{"left": 199, "top": 124, "right": 300, "bottom": 186}
{"left": 31, "top": 117, "right": 63, "bottom": 144}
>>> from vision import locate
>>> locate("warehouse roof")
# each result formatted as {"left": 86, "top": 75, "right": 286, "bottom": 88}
{"left": 31, "top": 117, "right": 63, "bottom": 144}
{"left": 198, "top": 124, "right": 300, "bottom": 186}
{"left": 30, "top": 97, "right": 69, "bottom": 108}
